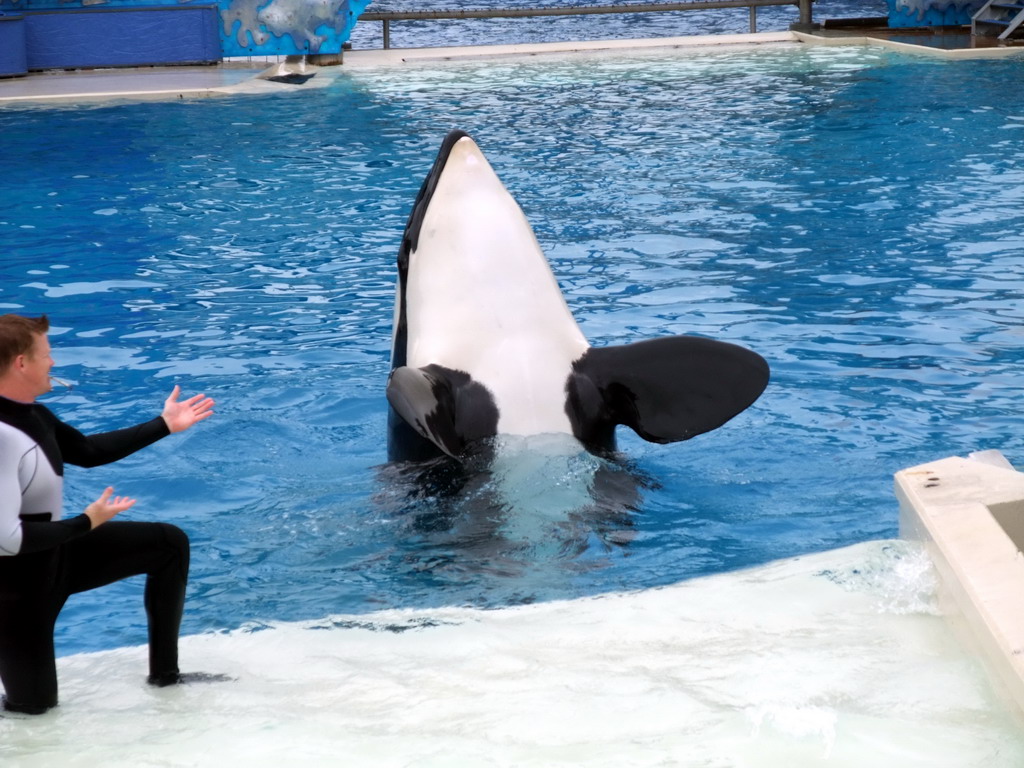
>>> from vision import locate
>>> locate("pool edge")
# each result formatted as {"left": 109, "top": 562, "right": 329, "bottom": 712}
{"left": 896, "top": 452, "right": 1024, "bottom": 727}
{"left": 4, "top": 28, "right": 1022, "bottom": 107}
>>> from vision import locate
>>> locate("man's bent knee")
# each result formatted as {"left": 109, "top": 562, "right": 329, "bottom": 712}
{"left": 154, "top": 523, "right": 190, "bottom": 573}
{"left": 155, "top": 522, "right": 189, "bottom": 554}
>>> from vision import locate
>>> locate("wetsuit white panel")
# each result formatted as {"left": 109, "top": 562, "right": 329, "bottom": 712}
{"left": 0, "top": 422, "right": 64, "bottom": 556}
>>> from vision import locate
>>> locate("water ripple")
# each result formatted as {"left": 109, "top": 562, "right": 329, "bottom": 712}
{"left": 1, "top": 45, "right": 1023, "bottom": 654}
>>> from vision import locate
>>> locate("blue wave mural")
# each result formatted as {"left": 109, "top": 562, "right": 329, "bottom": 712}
{"left": 887, "top": 0, "right": 985, "bottom": 26}
{"left": 219, "top": 0, "right": 370, "bottom": 54}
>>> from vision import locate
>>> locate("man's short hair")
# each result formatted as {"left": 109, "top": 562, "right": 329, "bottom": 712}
{"left": 0, "top": 314, "right": 50, "bottom": 372}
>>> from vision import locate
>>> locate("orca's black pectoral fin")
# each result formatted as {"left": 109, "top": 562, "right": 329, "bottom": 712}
{"left": 386, "top": 366, "right": 465, "bottom": 459}
{"left": 574, "top": 336, "right": 769, "bottom": 444}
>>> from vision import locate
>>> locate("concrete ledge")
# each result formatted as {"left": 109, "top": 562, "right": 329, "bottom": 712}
{"left": 341, "top": 31, "right": 798, "bottom": 66}
{"left": 0, "top": 63, "right": 292, "bottom": 105}
{"left": 896, "top": 452, "right": 1024, "bottom": 722}
{"left": 794, "top": 29, "right": 1024, "bottom": 59}
{"left": 3, "top": 27, "right": 1021, "bottom": 106}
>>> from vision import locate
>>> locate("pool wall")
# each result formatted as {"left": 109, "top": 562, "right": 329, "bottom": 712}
{"left": 0, "top": 0, "right": 369, "bottom": 75}
{"left": 897, "top": 453, "right": 1024, "bottom": 725}
{"left": 20, "top": 6, "right": 221, "bottom": 70}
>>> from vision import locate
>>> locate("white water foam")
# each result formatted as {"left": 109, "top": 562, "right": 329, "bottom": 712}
{"left": 3, "top": 540, "right": 1021, "bottom": 767}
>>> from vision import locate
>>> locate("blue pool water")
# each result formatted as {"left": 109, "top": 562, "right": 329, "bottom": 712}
{"left": 2, "top": 44, "right": 1024, "bottom": 661}
{"left": 346, "top": 0, "right": 887, "bottom": 49}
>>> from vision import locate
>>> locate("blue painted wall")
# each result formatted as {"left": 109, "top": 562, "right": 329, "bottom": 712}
{"left": 0, "top": 0, "right": 371, "bottom": 62}
{"left": 19, "top": 7, "right": 220, "bottom": 69}
{"left": 0, "top": 14, "right": 28, "bottom": 76}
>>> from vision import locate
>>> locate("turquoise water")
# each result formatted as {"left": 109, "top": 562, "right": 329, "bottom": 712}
{"left": 2, "top": 44, "right": 1024, "bottom": 658}
{"left": 346, "top": 0, "right": 887, "bottom": 48}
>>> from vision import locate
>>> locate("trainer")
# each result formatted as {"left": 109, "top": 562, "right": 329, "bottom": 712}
{"left": 0, "top": 314, "right": 214, "bottom": 714}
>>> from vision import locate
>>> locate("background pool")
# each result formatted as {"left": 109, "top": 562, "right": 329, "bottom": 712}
{"left": 2, "top": 43, "right": 1023, "bottom": 657}
{"left": 346, "top": 0, "right": 888, "bottom": 49}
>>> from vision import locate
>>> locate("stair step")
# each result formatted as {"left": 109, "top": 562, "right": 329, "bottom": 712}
{"left": 974, "top": 0, "right": 1024, "bottom": 37}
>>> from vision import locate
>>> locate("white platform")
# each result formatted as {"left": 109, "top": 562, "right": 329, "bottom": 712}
{"left": 0, "top": 64, "right": 271, "bottom": 105}
{"left": 896, "top": 451, "right": 1024, "bottom": 723}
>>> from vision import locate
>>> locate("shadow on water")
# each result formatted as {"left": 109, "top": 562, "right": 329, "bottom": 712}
{"left": 371, "top": 434, "right": 658, "bottom": 601}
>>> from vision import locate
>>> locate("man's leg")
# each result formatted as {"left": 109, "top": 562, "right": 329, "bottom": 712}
{"left": 0, "top": 552, "right": 64, "bottom": 714}
{"left": 63, "top": 521, "right": 189, "bottom": 683}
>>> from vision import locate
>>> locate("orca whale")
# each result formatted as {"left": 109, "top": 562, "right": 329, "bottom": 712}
{"left": 387, "top": 130, "right": 769, "bottom": 464}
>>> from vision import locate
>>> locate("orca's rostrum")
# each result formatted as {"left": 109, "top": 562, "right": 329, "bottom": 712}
{"left": 387, "top": 130, "right": 769, "bottom": 463}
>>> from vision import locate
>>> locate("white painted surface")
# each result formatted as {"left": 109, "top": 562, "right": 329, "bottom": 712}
{"left": 2, "top": 30, "right": 1021, "bottom": 107}
{"left": 897, "top": 452, "right": 1024, "bottom": 723}
{"left": 405, "top": 135, "right": 589, "bottom": 436}
{"left": 4, "top": 540, "right": 1022, "bottom": 766}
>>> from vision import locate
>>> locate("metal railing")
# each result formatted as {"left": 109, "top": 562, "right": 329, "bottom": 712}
{"left": 357, "top": 1, "right": 815, "bottom": 50}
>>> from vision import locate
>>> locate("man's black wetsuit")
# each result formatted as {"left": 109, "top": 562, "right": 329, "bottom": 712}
{"left": 0, "top": 396, "right": 189, "bottom": 714}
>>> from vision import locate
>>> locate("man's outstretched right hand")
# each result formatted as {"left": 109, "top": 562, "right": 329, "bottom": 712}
{"left": 84, "top": 486, "right": 136, "bottom": 529}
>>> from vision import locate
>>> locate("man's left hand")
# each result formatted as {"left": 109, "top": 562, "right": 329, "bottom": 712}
{"left": 162, "top": 385, "right": 215, "bottom": 434}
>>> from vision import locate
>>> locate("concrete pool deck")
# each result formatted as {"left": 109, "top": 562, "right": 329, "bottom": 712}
{"left": 1, "top": 26, "right": 1022, "bottom": 106}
